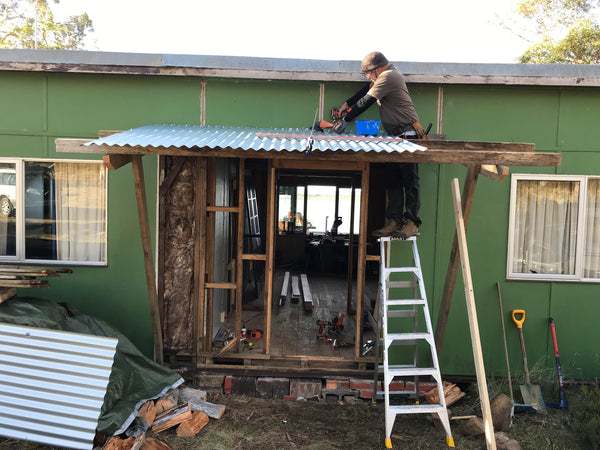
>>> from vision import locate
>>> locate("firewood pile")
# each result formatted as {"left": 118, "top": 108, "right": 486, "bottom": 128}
{"left": 425, "top": 381, "right": 466, "bottom": 407}
{"left": 0, "top": 265, "right": 72, "bottom": 303}
{"left": 102, "top": 385, "right": 225, "bottom": 450}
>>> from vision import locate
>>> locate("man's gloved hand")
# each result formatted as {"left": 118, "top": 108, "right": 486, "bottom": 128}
{"left": 333, "top": 118, "right": 347, "bottom": 134}
{"left": 412, "top": 121, "right": 427, "bottom": 139}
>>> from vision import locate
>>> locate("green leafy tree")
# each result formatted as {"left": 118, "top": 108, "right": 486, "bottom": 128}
{"left": 498, "top": 0, "right": 600, "bottom": 63}
{"left": 0, "top": 0, "right": 93, "bottom": 50}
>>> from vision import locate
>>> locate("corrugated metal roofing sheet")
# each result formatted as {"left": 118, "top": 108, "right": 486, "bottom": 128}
{"left": 85, "top": 124, "right": 427, "bottom": 154}
{"left": 0, "top": 323, "right": 118, "bottom": 449}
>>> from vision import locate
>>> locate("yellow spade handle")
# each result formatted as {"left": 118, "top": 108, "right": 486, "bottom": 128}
{"left": 512, "top": 309, "right": 525, "bottom": 329}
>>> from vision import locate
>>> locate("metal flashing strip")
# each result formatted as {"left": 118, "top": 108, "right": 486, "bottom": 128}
{"left": 0, "top": 323, "right": 118, "bottom": 450}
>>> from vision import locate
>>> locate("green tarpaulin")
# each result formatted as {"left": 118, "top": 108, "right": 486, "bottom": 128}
{"left": 0, "top": 297, "right": 183, "bottom": 435}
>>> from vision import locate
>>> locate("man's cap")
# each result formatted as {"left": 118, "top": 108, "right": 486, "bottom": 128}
{"left": 361, "top": 51, "right": 389, "bottom": 73}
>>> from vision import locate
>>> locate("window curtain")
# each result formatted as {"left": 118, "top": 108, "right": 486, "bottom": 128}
{"left": 512, "top": 180, "right": 578, "bottom": 275}
{"left": 55, "top": 162, "right": 106, "bottom": 262}
{"left": 585, "top": 179, "right": 600, "bottom": 278}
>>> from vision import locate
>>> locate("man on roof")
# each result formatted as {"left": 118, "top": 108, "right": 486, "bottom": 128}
{"left": 334, "top": 51, "right": 426, "bottom": 238}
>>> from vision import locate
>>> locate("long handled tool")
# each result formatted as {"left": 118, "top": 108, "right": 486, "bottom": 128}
{"left": 497, "top": 284, "right": 533, "bottom": 415}
{"left": 496, "top": 283, "right": 514, "bottom": 419}
{"left": 512, "top": 309, "right": 546, "bottom": 413}
{"left": 547, "top": 317, "right": 568, "bottom": 410}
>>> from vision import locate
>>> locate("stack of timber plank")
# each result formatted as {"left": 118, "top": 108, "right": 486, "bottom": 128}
{"left": 103, "top": 385, "right": 225, "bottom": 449}
{"left": 300, "top": 274, "right": 313, "bottom": 311}
{"left": 285, "top": 273, "right": 314, "bottom": 311}
{"left": 0, "top": 265, "right": 72, "bottom": 303}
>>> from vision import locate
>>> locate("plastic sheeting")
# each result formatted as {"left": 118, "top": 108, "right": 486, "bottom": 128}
{"left": 0, "top": 297, "right": 183, "bottom": 436}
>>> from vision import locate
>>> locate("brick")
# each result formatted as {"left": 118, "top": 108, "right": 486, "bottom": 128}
{"left": 404, "top": 382, "right": 436, "bottom": 393}
{"left": 325, "top": 379, "right": 338, "bottom": 390}
{"left": 350, "top": 379, "right": 373, "bottom": 390}
{"left": 195, "top": 374, "right": 225, "bottom": 392}
{"left": 290, "top": 379, "right": 321, "bottom": 400}
{"left": 360, "top": 389, "right": 374, "bottom": 399}
{"left": 256, "top": 377, "right": 290, "bottom": 399}
{"left": 338, "top": 380, "right": 350, "bottom": 389}
{"left": 223, "top": 376, "right": 233, "bottom": 395}
{"left": 283, "top": 395, "right": 295, "bottom": 401}
{"left": 389, "top": 381, "right": 404, "bottom": 391}
{"left": 231, "top": 376, "right": 256, "bottom": 396}
{"left": 343, "top": 395, "right": 357, "bottom": 403}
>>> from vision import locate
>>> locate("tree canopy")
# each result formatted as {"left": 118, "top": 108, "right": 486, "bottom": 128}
{"left": 501, "top": 0, "right": 600, "bottom": 63}
{"left": 0, "top": 0, "right": 93, "bottom": 50}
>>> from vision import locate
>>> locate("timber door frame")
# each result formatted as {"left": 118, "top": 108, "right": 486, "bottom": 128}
{"left": 271, "top": 159, "right": 370, "bottom": 359}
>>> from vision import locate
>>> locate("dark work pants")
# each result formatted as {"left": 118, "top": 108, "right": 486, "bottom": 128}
{"left": 384, "top": 162, "right": 422, "bottom": 227}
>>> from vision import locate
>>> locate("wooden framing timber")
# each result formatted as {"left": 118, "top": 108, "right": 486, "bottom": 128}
{"left": 6, "top": 59, "right": 600, "bottom": 87}
{"left": 131, "top": 155, "right": 164, "bottom": 364}
{"left": 434, "top": 165, "right": 480, "bottom": 355}
{"left": 57, "top": 129, "right": 562, "bottom": 369}
{"left": 235, "top": 158, "right": 245, "bottom": 355}
{"left": 264, "top": 161, "right": 276, "bottom": 354}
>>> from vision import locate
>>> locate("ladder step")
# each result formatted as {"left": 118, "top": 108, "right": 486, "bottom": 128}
{"left": 387, "top": 367, "right": 438, "bottom": 378}
{"left": 379, "top": 236, "right": 417, "bottom": 243}
{"left": 388, "top": 310, "right": 417, "bottom": 318}
{"left": 383, "top": 267, "right": 420, "bottom": 275}
{"left": 386, "top": 332, "right": 432, "bottom": 344}
{"left": 386, "top": 299, "right": 425, "bottom": 306}
{"left": 379, "top": 363, "right": 417, "bottom": 370}
{"left": 385, "top": 280, "right": 417, "bottom": 289}
{"left": 388, "top": 404, "right": 447, "bottom": 415}
{"left": 375, "top": 389, "right": 417, "bottom": 398}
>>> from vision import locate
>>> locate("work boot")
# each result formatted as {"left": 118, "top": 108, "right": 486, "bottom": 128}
{"left": 372, "top": 218, "right": 402, "bottom": 237}
{"left": 393, "top": 218, "right": 420, "bottom": 239}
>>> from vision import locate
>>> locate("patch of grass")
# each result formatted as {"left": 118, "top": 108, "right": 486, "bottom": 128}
{"left": 571, "top": 382, "right": 600, "bottom": 449}
{"left": 0, "top": 383, "right": 590, "bottom": 449}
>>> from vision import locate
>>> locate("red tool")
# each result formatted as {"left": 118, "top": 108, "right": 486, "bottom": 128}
{"left": 547, "top": 317, "right": 568, "bottom": 410}
{"left": 312, "top": 119, "right": 335, "bottom": 132}
{"left": 316, "top": 314, "right": 345, "bottom": 340}
{"left": 248, "top": 329, "right": 262, "bottom": 339}
{"left": 330, "top": 107, "right": 351, "bottom": 121}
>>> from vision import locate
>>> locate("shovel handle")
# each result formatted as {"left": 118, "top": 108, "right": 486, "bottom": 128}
{"left": 512, "top": 309, "right": 525, "bottom": 329}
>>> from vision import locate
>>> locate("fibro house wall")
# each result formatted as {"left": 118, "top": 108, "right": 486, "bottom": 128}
{"left": 3, "top": 68, "right": 600, "bottom": 379}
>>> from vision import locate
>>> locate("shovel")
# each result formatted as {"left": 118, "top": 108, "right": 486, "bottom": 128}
{"left": 511, "top": 309, "right": 547, "bottom": 413}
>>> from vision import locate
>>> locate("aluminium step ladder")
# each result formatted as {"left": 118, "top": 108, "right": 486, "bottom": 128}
{"left": 374, "top": 236, "right": 454, "bottom": 448}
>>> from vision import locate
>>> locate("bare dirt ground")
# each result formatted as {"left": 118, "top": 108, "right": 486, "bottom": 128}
{"left": 0, "top": 382, "right": 587, "bottom": 449}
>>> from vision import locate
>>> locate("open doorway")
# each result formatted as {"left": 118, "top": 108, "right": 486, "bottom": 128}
{"left": 239, "top": 162, "right": 379, "bottom": 360}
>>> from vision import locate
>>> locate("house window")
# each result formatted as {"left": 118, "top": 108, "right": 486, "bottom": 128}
{"left": 507, "top": 174, "right": 600, "bottom": 282}
{"left": 0, "top": 158, "right": 107, "bottom": 265}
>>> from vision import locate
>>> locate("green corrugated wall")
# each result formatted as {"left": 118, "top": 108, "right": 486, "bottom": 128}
{"left": 1, "top": 69, "right": 598, "bottom": 379}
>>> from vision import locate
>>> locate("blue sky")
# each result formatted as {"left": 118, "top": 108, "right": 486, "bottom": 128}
{"left": 52, "top": 0, "right": 530, "bottom": 63}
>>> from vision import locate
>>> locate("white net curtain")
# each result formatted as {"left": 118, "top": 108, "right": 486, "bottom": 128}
{"left": 512, "top": 179, "right": 579, "bottom": 275}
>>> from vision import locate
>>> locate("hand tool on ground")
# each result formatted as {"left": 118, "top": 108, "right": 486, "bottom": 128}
{"left": 512, "top": 309, "right": 546, "bottom": 413}
{"left": 332, "top": 338, "right": 353, "bottom": 349}
{"left": 546, "top": 317, "right": 568, "bottom": 410}
{"left": 248, "top": 329, "right": 262, "bottom": 339}
{"left": 316, "top": 314, "right": 345, "bottom": 340}
{"left": 496, "top": 284, "right": 534, "bottom": 415}
{"left": 361, "top": 339, "right": 375, "bottom": 356}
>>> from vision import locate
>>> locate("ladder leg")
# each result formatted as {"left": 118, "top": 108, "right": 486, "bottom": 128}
{"left": 378, "top": 236, "right": 453, "bottom": 448}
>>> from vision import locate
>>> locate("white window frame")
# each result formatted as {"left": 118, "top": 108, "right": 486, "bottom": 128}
{"left": 0, "top": 157, "right": 108, "bottom": 267}
{"left": 506, "top": 173, "right": 599, "bottom": 282}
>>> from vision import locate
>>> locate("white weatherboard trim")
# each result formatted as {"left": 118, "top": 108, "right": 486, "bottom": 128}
{"left": 0, "top": 323, "right": 118, "bottom": 450}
